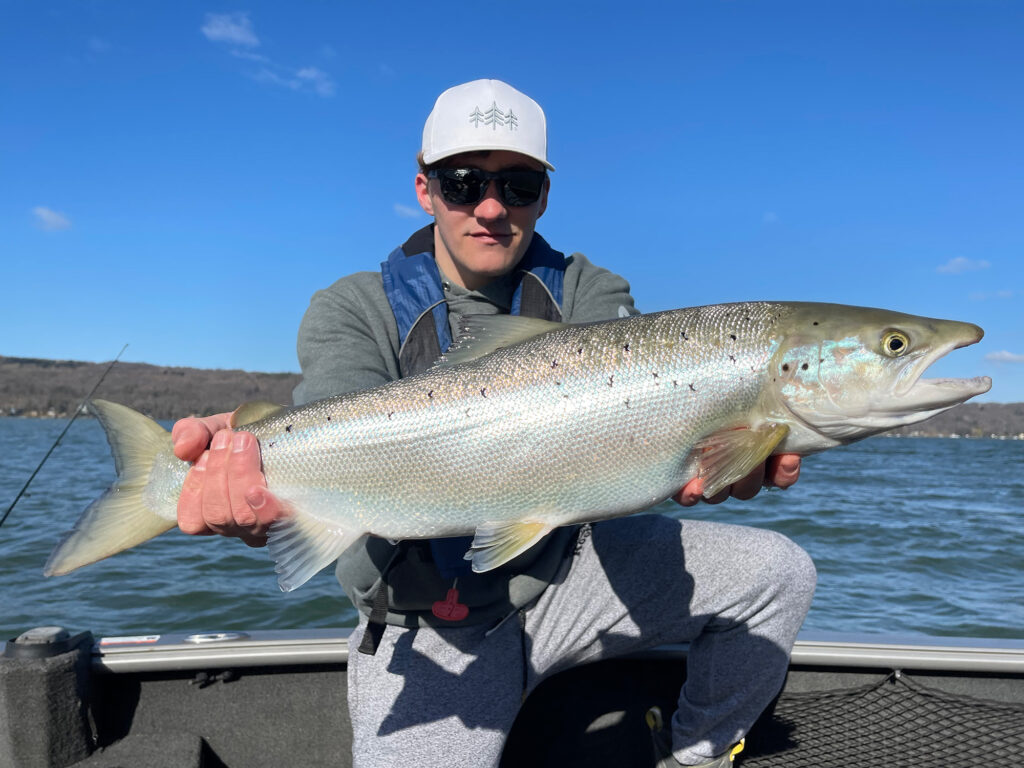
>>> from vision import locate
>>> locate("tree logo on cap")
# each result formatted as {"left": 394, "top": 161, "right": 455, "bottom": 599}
{"left": 469, "top": 102, "right": 518, "bottom": 131}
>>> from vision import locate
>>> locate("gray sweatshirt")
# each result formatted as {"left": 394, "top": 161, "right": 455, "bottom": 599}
{"left": 293, "top": 228, "right": 637, "bottom": 628}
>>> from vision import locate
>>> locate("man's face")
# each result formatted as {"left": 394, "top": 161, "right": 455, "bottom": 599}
{"left": 415, "top": 150, "right": 549, "bottom": 291}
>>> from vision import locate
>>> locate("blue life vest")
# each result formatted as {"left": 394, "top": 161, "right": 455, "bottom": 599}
{"left": 380, "top": 225, "right": 566, "bottom": 579}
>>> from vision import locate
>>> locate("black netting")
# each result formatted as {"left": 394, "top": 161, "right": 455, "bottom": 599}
{"left": 743, "top": 672, "right": 1024, "bottom": 767}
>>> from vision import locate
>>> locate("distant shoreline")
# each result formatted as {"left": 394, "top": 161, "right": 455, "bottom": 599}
{"left": 2, "top": 354, "right": 1021, "bottom": 438}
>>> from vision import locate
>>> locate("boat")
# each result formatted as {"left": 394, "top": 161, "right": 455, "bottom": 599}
{"left": 3, "top": 626, "right": 1022, "bottom": 767}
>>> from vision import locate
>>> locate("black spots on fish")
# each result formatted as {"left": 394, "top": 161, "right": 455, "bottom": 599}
{"left": 607, "top": 375, "right": 615, "bottom": 387}
{"left": 672, "top": 380, "right": 679, "bottom": 387}
{"left": 577, "top": 347, "right": 583, "bottom": 355}
{"left": 801, "top": 363, "right": 809, "bottom": 371}
{"left": 268, "top": 441, "right": 275, "bottom": 448}
{"left": 651, "top": 371, "right": 659, "bottom": 379}
{"left": 689, "top": 383, "right": 696, "bottom": 392}
{"left": 813, "top": 321, "right": 820, "bottom": 326}
{"left": 681, "top": 330, "right": 689, "bottom": 341}
{"left": 285, "top": 424, "right": 293, "bottom": 433}
{"left": 326, "top": 415, "right": 332, "bottom": 421}
{"left": 555, "top": 381, "right": 562, "bottom": 386}
{"left": 624, "top": 399, "right": 631, "bottom": 409}
{"left": 480, "top": 388, "right": 488, "bottom": 398}
{"left": 730, "top": 334, "right": 737, "bottom": 341}
{"left": 729, "top": 355, "right": 736, "bottom": 363}
{"left": 782, "top": 364, "right": 791, "bottom": 373}
{"left": 387, "top": 412, "right": 394, "bottom": 420}
{"left": 427, "top": 390, "right": 434, "bottom": 399}
{"left": 623, "top": 343, "right": 630, "bottom": 353}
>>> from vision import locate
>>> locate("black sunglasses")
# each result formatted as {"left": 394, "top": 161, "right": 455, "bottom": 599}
{"left": 427, "top": 167, "right": 546, "bottom": 207}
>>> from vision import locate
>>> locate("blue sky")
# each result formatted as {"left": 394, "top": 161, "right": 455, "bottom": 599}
{"left": 3, "top": 1, "right": 1022, "bottom": 402}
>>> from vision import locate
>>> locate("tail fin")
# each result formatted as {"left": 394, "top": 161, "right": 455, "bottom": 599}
{"left": 44, "top": 399, "right": 179, "bottom": 577}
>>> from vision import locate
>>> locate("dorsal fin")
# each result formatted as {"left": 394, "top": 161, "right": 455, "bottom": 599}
{"left": 230, "top": 401, "right": 287, "bottom": 428}
{"left": 439, "top": 315, "right": 566, "bottom": 366}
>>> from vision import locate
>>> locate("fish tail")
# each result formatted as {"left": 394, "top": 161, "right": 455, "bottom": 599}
{"left": 44, "top": 399, "right": 178, "bottom": 577}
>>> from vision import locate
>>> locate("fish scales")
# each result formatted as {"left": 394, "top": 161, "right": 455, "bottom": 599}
{"left": 44, "top": 300, "right": 991, "bottom": 587}
{"left": 245, "top": 304, "right": 779, "bottom": 538}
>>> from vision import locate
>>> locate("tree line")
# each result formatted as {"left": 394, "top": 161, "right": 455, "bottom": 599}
{"left": 0, "top": 356, "right": 300, "bottom": 421}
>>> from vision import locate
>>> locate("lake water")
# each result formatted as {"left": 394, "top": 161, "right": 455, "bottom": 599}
{"left": 1, "top": 417, "right": 1022, "bottom": 641}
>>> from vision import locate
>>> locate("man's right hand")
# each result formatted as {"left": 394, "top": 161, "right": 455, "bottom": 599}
{"left": 171, "top": 414, "right": 284, "bottom": 547}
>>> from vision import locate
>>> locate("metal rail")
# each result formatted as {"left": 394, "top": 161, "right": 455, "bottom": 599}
{"left": 83, "top": 628, "right": 1024, "bottom": 675}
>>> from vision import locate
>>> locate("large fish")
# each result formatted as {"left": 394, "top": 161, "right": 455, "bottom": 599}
{"left": 45, "top": 302, "right": 991, "bottom": 590}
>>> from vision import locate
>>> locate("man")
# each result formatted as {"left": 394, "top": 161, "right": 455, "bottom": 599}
{"left": 172, "top": 79, "right": 815, "bottom": 768}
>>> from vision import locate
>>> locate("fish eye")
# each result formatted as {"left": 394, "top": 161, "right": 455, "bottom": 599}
{"left": 881, "top": 330, "right": 910, "bottom": 357}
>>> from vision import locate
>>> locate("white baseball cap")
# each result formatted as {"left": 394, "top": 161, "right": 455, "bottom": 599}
{"left": 421, "top": 79, "right": 554, "bottom": 171}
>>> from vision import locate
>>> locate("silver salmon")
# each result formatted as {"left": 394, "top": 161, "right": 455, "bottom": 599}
{"left": 45, "top": 302, "right": 991, "bottom": 590}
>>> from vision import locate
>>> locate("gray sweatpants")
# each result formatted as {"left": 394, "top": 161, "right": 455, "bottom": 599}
{"left": 347, "top": 515, "right": 817, "bottom": 767}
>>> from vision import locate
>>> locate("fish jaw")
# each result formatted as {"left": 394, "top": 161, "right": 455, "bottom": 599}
{"left": 880, "top": 320, "right": 991, "bottom": 420}
{"left": 777, "top": 313, "right": 991, "bottom": 448}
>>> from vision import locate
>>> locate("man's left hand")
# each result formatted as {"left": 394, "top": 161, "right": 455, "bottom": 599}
{"left": 673, "top": 454, "right": 801, "bottom": 506}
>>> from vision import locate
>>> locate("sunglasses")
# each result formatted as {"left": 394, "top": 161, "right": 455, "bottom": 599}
{"left": 427, "top": 167, "right": 546, "bottom": 207}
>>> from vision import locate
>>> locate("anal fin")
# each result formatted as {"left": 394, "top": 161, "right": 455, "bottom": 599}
{"left": 464, "top": 520, "right": 555, "bottom": 573}
{"left": 694, "top": 422, "right": 790, "bottom": 499}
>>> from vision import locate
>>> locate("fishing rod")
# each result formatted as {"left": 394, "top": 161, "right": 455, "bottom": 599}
{"left": 0, "top": 344, "right": 129, "bottom": 531}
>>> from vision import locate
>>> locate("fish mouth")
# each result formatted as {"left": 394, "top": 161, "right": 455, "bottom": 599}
{"left": 785, "top": 319, "right": 991, "bottom": 442}
{"left": 894, "top": 375, "right": 992, "bottom": 415}
{"left": 886, "top": 322, "right": 990, "bottom": 417}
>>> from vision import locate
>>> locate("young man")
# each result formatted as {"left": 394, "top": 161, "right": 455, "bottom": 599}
{"left": 172, "top": 80, "right": 815, "bottom": 768}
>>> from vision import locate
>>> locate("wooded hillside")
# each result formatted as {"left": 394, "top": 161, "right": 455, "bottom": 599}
{"left": 0, "top": 356, "right": 300, "bottom": 421}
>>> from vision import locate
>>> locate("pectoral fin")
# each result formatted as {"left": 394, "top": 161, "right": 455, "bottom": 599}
{"left": 464, "top": 520, "right": 555, "bottom": 573}
{"left": 694, "top": 422, "right": 790, "bottom": 499}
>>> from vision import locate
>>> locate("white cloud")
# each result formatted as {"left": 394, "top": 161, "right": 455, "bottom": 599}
{"left": 937, "top": 257, "right": 990, "bottom": 274}
{"left": 985, "top": 350, "right": 1024, "bottom": 364}
{"left": 201, "top": 12, "right": 259, "bottom": 47}
{"left": 969, "top": 290, "right": 1014, "bottom": 301}
{"left": 253, "top": 65, "right": 335, "bottom": 98}
{"left": 394, "top": 203, "right": 422, "bottom": 219}
{"left": 297, "top": 67, "right": 335, "bottom": 97}
{"left": 204, "top": 13, "right": 334, "bottom": 98}
{"left": 231, "top": 49, "right": 270, "bottom": 63}
{"left": 32, "top": 206, "right": 71, "bottom": 231}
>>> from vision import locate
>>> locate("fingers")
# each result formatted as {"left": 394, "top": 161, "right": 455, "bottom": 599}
{"left": 673, "top": 477, "right": 705, "bottom": 507}
{"left": 673, "top": 454, "right": 802, "bottom": 508}
{"left": 729, "top": 463, "right": 765, "bottom": 500}
{"left": 176, "top": 428, "right": 280, "bottom": 548}
{"left": 171, "top": 412, "right": 233, "bottom": 462}
{"left": 767, "top": 454, "right": 801, "bottom": 489}
{"left": 178, "top": 452, "right": 214, "bottom": 535}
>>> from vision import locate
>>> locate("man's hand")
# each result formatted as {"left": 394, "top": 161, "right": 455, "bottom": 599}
{"left": 673, "top": 454, "right": 801, "bottom": 507}
{"left": 171, "top": 414, "right": 284, "bottom": 547}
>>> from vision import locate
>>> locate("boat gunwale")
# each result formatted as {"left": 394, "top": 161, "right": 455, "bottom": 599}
{"left": 37, "top": 628, "right": 1023, "bottom": 675}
